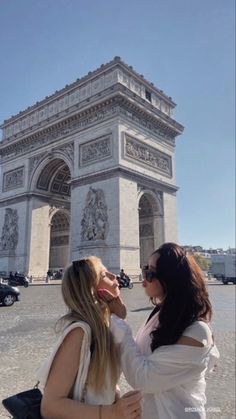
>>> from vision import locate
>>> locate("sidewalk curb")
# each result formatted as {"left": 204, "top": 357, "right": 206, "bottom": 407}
{"left": 30, "top": 281, "right": 143, "bottom": 286}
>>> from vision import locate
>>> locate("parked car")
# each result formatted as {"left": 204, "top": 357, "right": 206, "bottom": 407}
{"left": 8, "top": 274, "right": 29, "bottom": 288}
{"left": 0, "top": 283, "right": 20, "bottom": 306}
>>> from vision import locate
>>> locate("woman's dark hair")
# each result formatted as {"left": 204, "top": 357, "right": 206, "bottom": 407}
{"left": 150, "top": 242, "right": 212, "bottom": 351}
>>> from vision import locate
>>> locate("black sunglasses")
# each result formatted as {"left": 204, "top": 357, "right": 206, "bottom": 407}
{"left": 142, "top": 265, "right": 158, "bottom": 282}
{"left": 72, "top": 259, "right": 86, "bottom": 275}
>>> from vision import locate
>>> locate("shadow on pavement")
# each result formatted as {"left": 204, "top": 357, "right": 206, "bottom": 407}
{"left": 131, "top": 306, "right": 153, "bottom": 312}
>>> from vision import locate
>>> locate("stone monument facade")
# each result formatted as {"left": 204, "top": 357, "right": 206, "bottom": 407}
{"left": 0, "top": 57, "right": 184, "bottom": 277}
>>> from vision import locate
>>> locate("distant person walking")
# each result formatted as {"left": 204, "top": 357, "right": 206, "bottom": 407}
{"left": 46, "top": 270, "right": 53, "bottom": 283}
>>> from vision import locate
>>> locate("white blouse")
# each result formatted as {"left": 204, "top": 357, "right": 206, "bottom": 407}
{"left": 111, "top": 313, "right": 220, "bottom": 419}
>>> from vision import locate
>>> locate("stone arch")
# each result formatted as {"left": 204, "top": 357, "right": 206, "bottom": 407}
{"left": 29, "top": 153, "right": 72, "bottom": 194}
{"left": 137, "top": 189, "right": 163, "bottom": 216}
{"left": 27, "top": 156, "right": 72, "bottom": 277}
{"left": 138, "top": 190, "right": 164, "bottom": 267}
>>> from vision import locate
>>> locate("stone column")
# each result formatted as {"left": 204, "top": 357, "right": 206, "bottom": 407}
{"left": 28, "top": 198, "right": 50, "bottom": 277}
{"left": 153, "top": 212, "right": 164, "bottom": 250}
{"left": 119, "top": 177, "right": 140, "bottom": 275}
{"left": 163, "top": 192, "right": 178, "bottom": 243}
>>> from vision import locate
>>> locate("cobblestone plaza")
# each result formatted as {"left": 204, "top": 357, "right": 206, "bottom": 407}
{"left": 0, "top": 282, "right": 235, "bottom": 418}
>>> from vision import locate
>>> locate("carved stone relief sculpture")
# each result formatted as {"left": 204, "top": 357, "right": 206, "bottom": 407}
{"left": 80, "top": 135, "right": 111, "bottom": 166}
{"left": 0, "top": 208, "right": 19, "bottom": 251}
{"left": 81, "top": 187, "right": 109, "bottom": 241}
{"left": 125, "top": 135, "right": 172, "bottom": 176}
{"left": 57, "top": 142, "right": 74, "bottom": 165}
{"left": 3, "top": 167, "right": 24, "bottom": 191}
{"left": 29, "top": 152, "right": 47, "bottom": 177}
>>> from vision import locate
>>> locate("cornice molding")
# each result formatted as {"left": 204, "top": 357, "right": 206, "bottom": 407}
{"left": 71, "top": 166, "right": 178, "bottom": 194}
{"left": 1, "top": 82, "right": 183, "bottom": 145}
{"left": 0, "top": 191, "right": 70, "bottom": 208}
{"left": 0, "top": 90, "right": 182, "bottom": 162}
{"left": 1, "top": 57, "right": 176, "bottom": 129}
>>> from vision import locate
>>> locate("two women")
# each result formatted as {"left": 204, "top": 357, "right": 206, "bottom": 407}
{"left": 39, "top": 256, "right": 142, "bottom": 419}
{"left": 111, "top": 243, "right": 220, "bottom": 418}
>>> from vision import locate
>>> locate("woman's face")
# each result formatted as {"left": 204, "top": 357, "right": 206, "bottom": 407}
{"left": 98, "top": 266, "right": 120, "bottom": 297}
{"left": 142, "top": 253, "right": 165, "bottom": 301}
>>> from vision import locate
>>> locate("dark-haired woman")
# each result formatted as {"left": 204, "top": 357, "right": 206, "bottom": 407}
{"left": 111, "top": 243, "right": 219, "bottom": 419}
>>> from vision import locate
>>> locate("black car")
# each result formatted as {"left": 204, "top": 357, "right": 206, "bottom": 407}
{"left": 0, "top": 283, "right": 20, "bottom": 306}
{"left": 8, "top": 274, "right": 29, "bottom": 287}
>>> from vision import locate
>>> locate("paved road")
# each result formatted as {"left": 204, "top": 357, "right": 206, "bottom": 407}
{"left": 0, "top": 282, "right": 235, "bottom": 418}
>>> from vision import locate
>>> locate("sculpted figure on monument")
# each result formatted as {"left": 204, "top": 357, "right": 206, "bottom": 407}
{"left": 81, "top": 187, "right": 109, "bottom": 241}
{"left": 3, "top": 167, "right": 24, "bottom": 191}
{"left": 0, "top": 208, "right": 19, "bottom": 250}
{"left": 81, "top": 137, "right": 111, "bottom": 165}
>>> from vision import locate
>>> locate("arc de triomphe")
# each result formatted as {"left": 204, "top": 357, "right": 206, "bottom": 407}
{"left": 0, "top": 57, "right": 184, "bottom": 277}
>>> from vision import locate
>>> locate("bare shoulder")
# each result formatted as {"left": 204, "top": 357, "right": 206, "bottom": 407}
{"left": 177, "top": 335, "right": 204, "bottom": 347}
{"left": 42, "top": 326, "right": 85, "bottom": 405}
{"left": 61, "top": 327, "right": 85, "bottom": 350}
{"left": 48, "top": 327, "right": 85, "bottom": 378}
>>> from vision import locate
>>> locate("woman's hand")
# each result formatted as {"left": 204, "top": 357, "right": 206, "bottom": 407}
{"left": 97, "top": 289, "right": 127, "bottom": 319}
{"left": 110, "top": 390, "right": 143, "bottom": 419}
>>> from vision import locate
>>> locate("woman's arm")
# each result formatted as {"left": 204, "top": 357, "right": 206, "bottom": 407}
{"left": 111, "top": 316, "right": 206, "bottom": 395}
{"left": 41, "top": 327, "right": 141, "bottom": 419}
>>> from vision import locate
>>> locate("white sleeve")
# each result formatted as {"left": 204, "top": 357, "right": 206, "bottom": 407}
{"left": 119, "top": 333, "right": 204, "bottom": 394}
{"left": 182, "top": 321, "right": 213, "bottom": 346}
{"left": 110, "top": 315, "right": 219, "bottom": 393}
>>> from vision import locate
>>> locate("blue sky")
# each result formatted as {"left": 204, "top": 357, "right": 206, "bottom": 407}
{"left": 0, "top": 0, "right": 235, "bottom": 249}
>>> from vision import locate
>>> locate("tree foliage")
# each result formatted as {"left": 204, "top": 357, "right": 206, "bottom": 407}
{"left": 193, "top": 254, "right": 211, "bottom": 272}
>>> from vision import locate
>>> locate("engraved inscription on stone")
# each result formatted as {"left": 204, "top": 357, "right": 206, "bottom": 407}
{"left": 124, "top": 135, "right": 172, "bottom": 176}
{"left": 3, "top": 167, "right": 24, "bottom": 191}
{"left": 80, "top": 135, "right": 111, "bottom": 166}
{"left": 81, "top": 187, "right": 109, "bottom": 241}
{"left": 0, "top": 208, "right": 19, "bottom": 251}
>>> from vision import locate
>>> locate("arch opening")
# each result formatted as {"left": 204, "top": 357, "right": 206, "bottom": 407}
{"left": 28, "top": 158, "right": 71, "bottom": 277}
{"left": 49, "top": 211, "right": 70, "bottom": 271}
{"left": 36, "top": 158, "right": 71, "bottom": 197}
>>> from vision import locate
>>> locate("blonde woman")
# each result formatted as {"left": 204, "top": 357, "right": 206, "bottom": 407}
{"left": 38, "top": 257, "right": 142, "bottom": 419}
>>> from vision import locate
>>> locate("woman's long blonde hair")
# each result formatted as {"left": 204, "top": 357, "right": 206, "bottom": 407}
{"left": 59, "top": 256, "right": 120, "bottom": 393}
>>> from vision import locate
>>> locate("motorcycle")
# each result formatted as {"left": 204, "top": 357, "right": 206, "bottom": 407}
{"left": 8, "top": 274, "right": 29, "bottom": 288}
{"left": 117, "top": 275, "right": 133, "bottom": 289}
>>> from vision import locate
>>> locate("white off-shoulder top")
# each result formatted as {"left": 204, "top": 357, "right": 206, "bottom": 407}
{"left": 111, "top": 313, "right": 220, "bottom": 419}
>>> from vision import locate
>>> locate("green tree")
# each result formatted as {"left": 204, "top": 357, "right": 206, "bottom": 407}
{"left": 193, "top": 254, "right": 211, "bottom": 272}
